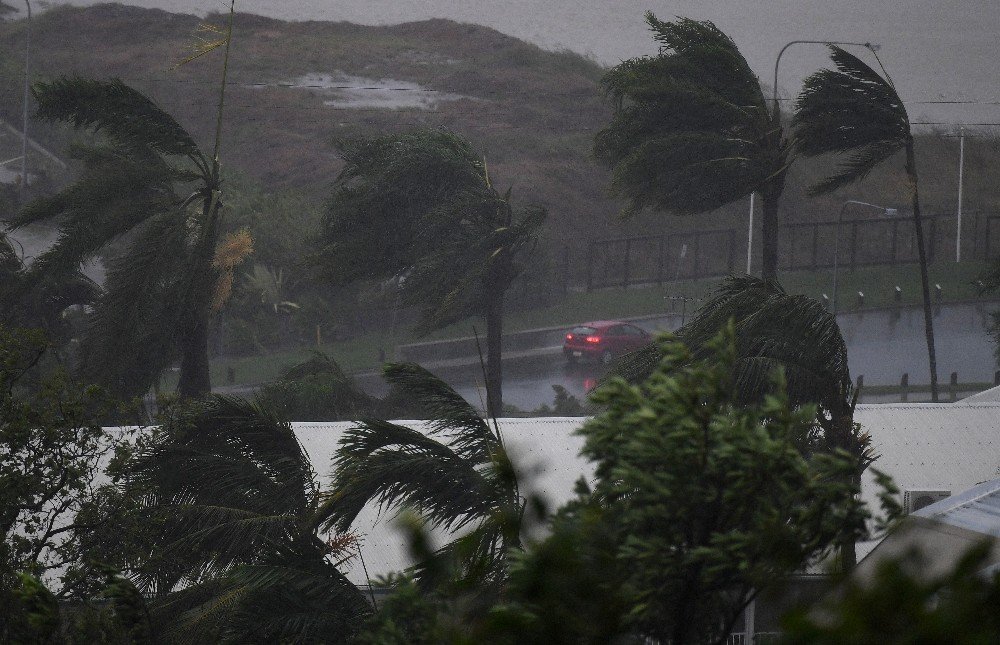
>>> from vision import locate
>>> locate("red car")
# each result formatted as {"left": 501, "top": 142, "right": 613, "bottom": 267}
{"left": 563, "top": 321, "right": 652, "bottom": 365}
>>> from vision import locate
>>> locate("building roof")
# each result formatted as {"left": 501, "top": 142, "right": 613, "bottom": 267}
{"left": 912, "top": 477, "right": 1000, "bottom": 538}
{"left": 956, "top": 384, "right": 1000, "bottom": 405}
{"left": 293, "top": 403, "right": 1000, "bottom": 584}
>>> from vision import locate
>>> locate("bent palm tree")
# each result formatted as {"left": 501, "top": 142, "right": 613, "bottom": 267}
{"left": 595, "top": 14, "right": 789, "bottom": 279}
{"left": 612, "top": 276, "right": 874, "bottom": 568}
{"left": 319, "top": 362, "right": 523, "bottom": 593}
{"left": 10, "top": 77, "right": 247, "bottom": 399}
{"left": 315, "top": 129, "right": 545, "bottom": 417}
{"left": 793, "top": 46, "right": 938, "bottom": 401}
{"left": 114, "top": 395, "right": 370, "bottom": 641}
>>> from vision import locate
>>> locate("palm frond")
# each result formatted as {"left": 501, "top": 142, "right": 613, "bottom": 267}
{"left": 610, "top": 276, "right": 851, "bottom": 411}
{"left": 321, "top": 418, "right": 493, "bottom": 534}
{"left": 793, "top": 46, "right": 909, "bottom": 195}
{"left": 595, "top": 14, "right": 781, "bottom": 216}
{"left": 32, "top": 77, "right": 205, "bottom": 162}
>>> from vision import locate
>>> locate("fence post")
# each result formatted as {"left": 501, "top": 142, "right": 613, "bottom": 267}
{"left": 657, "top": 235, "right": 666, "bottom": 285}
{"left": 856, "top": 374, "right": 864, "bottom": 393}
{"left": 586, "top": 241, "right": 594, "bottom": 292}
{"left": 900, "top": 373, "right": 909, "bottom": 403}
{"left": 995, "top": 370, "right": 1000, "bottom": 387}
{"left": 950, "top": 372, "right": 958, "bottom": 402}
{"left": 890, "top": 220, "right": 899, "bottom": 265}
{"left": 727, "top": 229, "right": 736, "bottom": 275}
{"left": 622, "top": 239, "right": 632, "bottom": 288}
{"left": 812, "top": 224, "right": 819, "bottom": 270}
{"left": 850, "top": 222, "right": 858, "bottom": 269}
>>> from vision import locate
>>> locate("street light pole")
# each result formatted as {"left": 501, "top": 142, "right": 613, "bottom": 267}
{"left": 832, "top": 200, "right": 897, "bottom": 313}
{"left": 956, "top": 125, "right": 965, "bottom": 262}
{"left": 20, "top": 0, "right": 32, "bottom": 202}
{"left": 772, "top": 39, "right": 877, "bottom": 122}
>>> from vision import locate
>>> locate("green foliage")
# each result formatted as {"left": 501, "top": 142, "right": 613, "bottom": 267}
{"left": 5, "top": 572, "right": 62, "bottom": 643}
{"left": 793, "top": 47, "right": 910, "bottom": 195}
{"left": 577, "top": 326, "right": 867, "bottom": 643}
{"left": 13, "top": 77, "right": 235, "bottom": 399}
{"left": 595, "top": 13, "right": 784, "bottom": 216}
{"left": 781, "top": 541, "right": 1000, "bottom": 643}
{"left": 0, "top": 326, "right": 119, "bottom": 598}
{"left": 321, "top": 362, "right": 523, "bottom": 592}
{"left": 255, "top": 351, "right": 376, "bottom": 421}
{"left": 103, "top": 394, "right": 371, "bottom": 641}
{"left": 317, "top": 128, "right": 545, "bottom": 333}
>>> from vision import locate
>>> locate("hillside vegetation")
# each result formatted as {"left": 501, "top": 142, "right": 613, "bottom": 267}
{"left": 2, "top": 4, "right": 998, "bottom": 248}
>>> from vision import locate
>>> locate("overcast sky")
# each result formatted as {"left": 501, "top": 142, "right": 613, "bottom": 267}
{"left": 35, "top": 0, "right": 1000, "bottom": 125}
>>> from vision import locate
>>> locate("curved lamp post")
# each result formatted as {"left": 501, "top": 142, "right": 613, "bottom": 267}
{"left": 832, "top": 200, "right": 897, "bottom": 313}
{"left": 745, "top": 39, "right": 879, "bottom": 275}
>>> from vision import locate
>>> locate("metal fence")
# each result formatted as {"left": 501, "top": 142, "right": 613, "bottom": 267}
{"left": 581, "top": 211, "right": 997, "bottom": 292}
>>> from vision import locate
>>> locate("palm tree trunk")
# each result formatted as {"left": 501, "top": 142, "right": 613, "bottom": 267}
{"left": 760, "top": 185, "right": 781, "bottom": 281}
{"left": 485, "top": 291, "right": 504, "bottom": 418}
{"left": 906, "top": 139, "right": 939, "bottom": 402}
{"left": 178, "top": 315, "right": 212, "bottom": 398}
{"left": 177, "top": 194, "right": 222, "bottom": 399}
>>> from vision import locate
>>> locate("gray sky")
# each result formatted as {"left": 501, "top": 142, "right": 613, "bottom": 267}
{"left": 36, "top": 0, "right": 1000, "bottom": 125}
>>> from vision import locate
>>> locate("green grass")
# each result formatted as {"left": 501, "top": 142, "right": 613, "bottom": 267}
{"left": 201, "top": 261, "right": 996, "bottom": 388}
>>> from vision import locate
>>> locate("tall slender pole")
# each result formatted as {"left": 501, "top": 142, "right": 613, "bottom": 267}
{"left": 20, "top": 0, "right": 32, "bottom": 201}
{"left": 746, "top": 192, "right": 755, "bottom": 274}
{"left": 956, "top": 125, "right": 965, "bottom": 262}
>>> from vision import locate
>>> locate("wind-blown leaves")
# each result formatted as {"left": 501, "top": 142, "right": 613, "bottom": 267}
{"left": 320, "top": 362, "right": 521, "bottom": 587}
{"left": 31, "top": 77, "right": 204, "bottom": 160}
{"left": 793, "top": 46, "right": 910, "bottom": 194}
{"left": 612, "top": 276, "right": 852, "bottom": 416}
{"left": 119, "top": 394, "right": 370, "bottom": 638}
{"left": 13, "top": 77, "right": 239, "bottom": 397}
{"left": 595, "top": 14, "right": 783, "bottom": 216}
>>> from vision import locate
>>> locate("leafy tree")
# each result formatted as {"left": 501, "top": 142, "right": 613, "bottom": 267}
{"left": 577, "top": 327, "right": 867, "bottom": 644}
{"left": 102, "top": 395, "right": 371, "bottom": 641}
{"left": 781, "top": 541, "right": 1000, "bottom": 643}
{"left": 0, "top": 326, "right": 120, "bottom": 601}
{"left": 793, "top": 46, "right": 939, "bottom": 401}
{"left": 595, "top": 14, "right": 789, "bottom": 279}
{"left": 613, "top": 276, "right": 875, "bottom": 569}
{"left": 321, "top": 362, "right": 523, "bottom": 597}
{"left": 315, "top": 129, "right": 545, "bottom": 417}
{"left": 255, "top": 351, "right": 377, "bottom": 422}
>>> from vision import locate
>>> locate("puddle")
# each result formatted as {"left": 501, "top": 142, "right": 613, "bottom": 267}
{"left": 282, "top": 73, "right": 473, "bottom": 110}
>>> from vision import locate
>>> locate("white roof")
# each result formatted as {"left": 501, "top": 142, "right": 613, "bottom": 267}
{"left": 293, "top": 418, "right": 591, "bottom": 585}
{"left": 956, "top": 384, "right": 1000, "bottom": 405}
{"left": 912, "top": 478, "right": 1000, "bottom": 538}
{"left": 295, "top": 403, "right": 1000, "bottom": 583}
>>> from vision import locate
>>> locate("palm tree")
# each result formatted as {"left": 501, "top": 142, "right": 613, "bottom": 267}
{"left": 595, "top": 14, "right": 789, "bottom": 279}
{"left": 109, "top": 395, "right": 371, "bottom": 641}
{"left": 793, "top": 46, "right": 939, "bottom": 401}
{"left": 9, "top": 76, "right": 248, "bottom": 400}
{"left": 315, "top": 129, "right": 545, "bottom": 417}
{"left": 319, "top": 362, "right": 523, "bottom": 593}
{"left": 612, "top": 276, "right": 875, "bottom": 568}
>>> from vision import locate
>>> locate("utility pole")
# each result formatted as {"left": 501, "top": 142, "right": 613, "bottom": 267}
{"left": 956, "top": 125, "right": 965, "bottom": 262}
{"left": 746, "top": 192, "right": 754, "bottom": 274}
{"left": 20, "top": 0, "right": 32, "bottom": 202}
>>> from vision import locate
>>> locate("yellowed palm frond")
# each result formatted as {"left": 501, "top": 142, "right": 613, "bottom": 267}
{"left": 211, "top": 229, "right": 253, "bottom": 312}
{"left": 213, "top": 229, "right": 254, "bottom": 270}
{"left": 175, "top": 22, "right": 230, "bottom": 68}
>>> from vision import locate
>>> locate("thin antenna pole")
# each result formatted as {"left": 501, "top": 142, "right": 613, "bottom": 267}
{"left": 956, "top": 125, "right": 965, "bottom": 262}
{"left": 211, "top": 0, "right": 236, "bottom": 179}
{"left": 20, "top": 0, "right": 31, "bottom": 201}
{"left": 746, "top": 192, "right": 755, "bottom": 274}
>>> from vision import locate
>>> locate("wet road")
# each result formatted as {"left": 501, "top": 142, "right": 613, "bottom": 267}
{"left": 360, "top": 303, "right": 1000, "bottom": 412}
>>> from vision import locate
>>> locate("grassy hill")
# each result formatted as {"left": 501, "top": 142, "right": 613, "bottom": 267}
{"left": 1, "top": 4, "right": 997, "bottom": 268}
